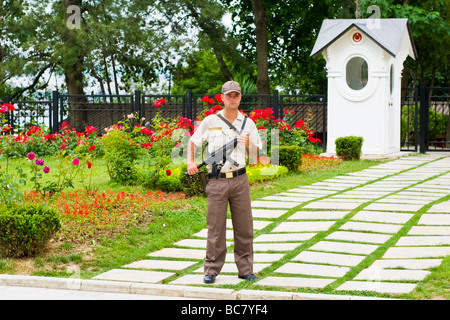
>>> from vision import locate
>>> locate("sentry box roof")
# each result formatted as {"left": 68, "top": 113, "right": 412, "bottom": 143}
{"left": 311, "top": 18, "right": 417, "bottom": 59}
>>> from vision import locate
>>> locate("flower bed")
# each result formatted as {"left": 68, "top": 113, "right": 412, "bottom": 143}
{"left": 21, "top": 189, "right": 187, "bottom": 243}
{"left": 300, "top": 153, "right": 342, "bottom": 171}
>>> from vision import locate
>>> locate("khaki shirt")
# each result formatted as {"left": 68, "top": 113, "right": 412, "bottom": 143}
{"left": 190, "top": 110, "right": 262, "bottom": 173}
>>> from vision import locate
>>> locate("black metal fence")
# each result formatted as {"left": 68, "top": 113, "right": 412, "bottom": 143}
{"left": 1, "top": 90, "right": 327, "bottom": 150}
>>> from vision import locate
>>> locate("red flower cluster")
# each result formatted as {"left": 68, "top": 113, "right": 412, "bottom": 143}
{"left": 0, "top": 103, "right": 15, "bottom": 113}
{"left": 153, "top": 98, "right": 166, "bottom": 108}
{"left": 300, "top": 153, "right": 341, "bottom": 171}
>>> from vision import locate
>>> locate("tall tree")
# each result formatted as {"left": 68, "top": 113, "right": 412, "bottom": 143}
{"left": 0, "top": 0, "right": 171, "bottom": 129}
{"left": 251, "top": 0, "right": 270, "bottom": 94}
{"left": 225, "top": 0, "right": 339, "bottom": 94}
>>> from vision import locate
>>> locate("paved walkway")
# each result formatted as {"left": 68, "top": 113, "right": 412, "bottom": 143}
{"left": 1, "top": 152, "right": 450, "bottom": 300}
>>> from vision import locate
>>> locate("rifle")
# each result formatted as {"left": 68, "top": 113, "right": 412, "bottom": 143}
{"left": 185, "top": 137, "right": 241, "bottom": 193}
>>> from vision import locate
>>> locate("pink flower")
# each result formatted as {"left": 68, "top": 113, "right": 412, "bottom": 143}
{"left": 72, "top": 158, "right": 80, "bottom": 165}
{"left": 35, "top": 159, "right": 44, "bottom": 166}
{"left": 153, "top": 100, "right": 162, "bottom": 108}
{"left": 27, "top": 152, "right": 36, "bottom": 160}
{"left": 43, "top": 166, "right": 50, "bottom": 173}
{"left": 0, "top": 105, "right": 9, "bottom": 113}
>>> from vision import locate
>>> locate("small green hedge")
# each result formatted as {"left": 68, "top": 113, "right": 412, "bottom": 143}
{"left": 0, "top": 204, "right": 61, "bottom": 257}
{"left": 272, "top": 145, "right": 303, "bottom": 171}
{"left": 335, "top": 136, "right": 363, "bottom": 160}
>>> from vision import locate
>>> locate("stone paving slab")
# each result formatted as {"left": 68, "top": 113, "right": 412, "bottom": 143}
{"left": 174, "top": 239, "right": 227, "bottom": 249}
{"left": 354, "top": 267, "right": 430, "bottom": 281}
{"left": 409, "top": 187, "right": 450, "bottom": 194}
{"left": 382, "top": 246, "right": 450, "bottom": 258}
{"left": 93, "top": 269, "right": 175, "bottom": 284}
{"left": 376, "top": 198, "right": 430, "bottom": 205}
{"left": 309, "top": 241, "right": 378, "bottom": 255}
{"left": 387, "top": 194, "right": 441, "bottom": 201}
{"left": 395, "top": 235, "right": 450, "bottom": 246}
{"left": 193, "top": 229, "right": 234, "bottom": 239}
{"left": 251, "top": 209, "right": 288, "bottom": 218}
{"left": 123, "top": 260, "right": 197, "bottom": 271}
{"left": 253, "top": 242, "right": 301, "bottom": 252}
{"left": 226, "top": 219, "right": 271, "bottom": 230}
{"left": 271, "top": 221, "right": 335, "bottom": 232}
{"left": 254, "top": 233, "right": 316, "bottom": 242}
{"left": 408, "top": 226, "right": 450, "bottom": 235}
{"left": 262, "top": 196, "right": 313, "bottom": 202}
{"left": 147, "top": 248, "right": 205, "bottom": 260}
{"left": 275, "top": 262, "right": 350, "bottom": 278}
{"left": 427, "top": 201, "right": 450, "bottom": 213}
{"left": 288, "top": 210, "right": 349, "bottom": 220}
{"left": 336, "top": 281, "right": 417, "bottom": 294}
{"left": 371, "top": 259, "right": 442, "bottom": 270}
{"left": 256, "top": 276, "right": 334, "bottom": 289}
{"left": 293, "top": 250, "right": 366, "bottom": 266}
{"left": 418, "top": 214, "right": 450, "bottom": 225}
{"left": 251, "top": 200, "right": 301, "bottom": 209}
{"left": 364, "top": 203, "right": 423, "bottom": 212}
{"left": 352, "top": 211, "right": 414, "bottom": 224}
{"left": 319, "top": 198, "right": 367, "bottom": 203}
{"left": 325, "top": 231, "right": 391, "bottom": 244}
{"left": 340, "top": 221, "right": 403, "bottom": 234}
{"left": 287, "top": 188, "right": 336, "bottom": 195}
{"left": 331, "top": 194, "right": 378, "bottom": 199}
{"left": 225, "top": 253, "right": 284, "bottom": 262}
{"left": 303, "top": 201, "right": 362, "bottom": 210}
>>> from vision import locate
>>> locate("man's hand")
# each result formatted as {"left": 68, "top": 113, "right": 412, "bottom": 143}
{"left": 237, "top": 135, "right": 249, "bottom": 148}
{"left": 187, "top": 162, "right": 199, "bottom": 176}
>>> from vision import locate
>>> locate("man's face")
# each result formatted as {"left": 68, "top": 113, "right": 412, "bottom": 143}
{"left": 221, "top": 92, "right": 241, "bottom": 110}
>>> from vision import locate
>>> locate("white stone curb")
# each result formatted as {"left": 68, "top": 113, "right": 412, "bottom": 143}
{"left": 0, "top": 275, "right": 390, "bottom": 300}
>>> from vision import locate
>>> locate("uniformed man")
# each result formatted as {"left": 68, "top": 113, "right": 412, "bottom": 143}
{"left": 187, "top": 81, "right": 262, "bottom": 284}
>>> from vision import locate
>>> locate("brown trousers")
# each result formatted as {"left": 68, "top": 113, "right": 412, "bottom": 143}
{"left": 204, "top": 173, "right": 254, "bottom": 277}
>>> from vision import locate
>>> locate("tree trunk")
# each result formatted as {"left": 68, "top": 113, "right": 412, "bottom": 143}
{"left": 63, "top": 0, "right": 87, "bottom": 131}
{"left": 355, "top": 0, "right": 362, "bottom": 19}
{"left": 251, "top": 0, "right": 270, "bottom": 94}
{"left": 65, "top": 60, "right": 87, "bottom": 131}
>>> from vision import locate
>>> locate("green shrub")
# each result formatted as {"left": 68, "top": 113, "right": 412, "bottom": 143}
{"left": 272, "top": 145, "right": 303, "bottom": 171}
{"left": 0, "top": 204, "right": 61, "bottom": 257}
{"left": 335, "top": 136, "right": 363, "bottom": 160}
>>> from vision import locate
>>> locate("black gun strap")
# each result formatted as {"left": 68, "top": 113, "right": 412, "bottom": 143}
{"left": 217, "top": 113, "right": 247, "bottom": 135}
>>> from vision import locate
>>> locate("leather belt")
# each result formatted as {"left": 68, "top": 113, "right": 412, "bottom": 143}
{"left": 211, "top": 168, "right": 246, "bottom": 179}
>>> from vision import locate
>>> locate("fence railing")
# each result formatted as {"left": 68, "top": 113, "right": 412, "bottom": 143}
{"left": 1, "top": 91, "right": 327, "bottom": 150}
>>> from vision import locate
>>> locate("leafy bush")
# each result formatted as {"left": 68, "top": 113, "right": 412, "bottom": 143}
{"left": 101, "top": 120, "right": 144, "bottom": 184}
{"left": 335, "top": 136, "right": 363, "bottom": 160}
{"left": 247, "top": 164, "right": 288, "bottom": 184}
{"left": 272, "top": 145, "right": 303, "bottom": 171}
{"left": 0, "top": 204, "right": 61, "bottom": 257}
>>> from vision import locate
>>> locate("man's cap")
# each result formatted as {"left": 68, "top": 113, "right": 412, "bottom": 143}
{"left": 222, "top": 81, "right": 241, "bottom": 94}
